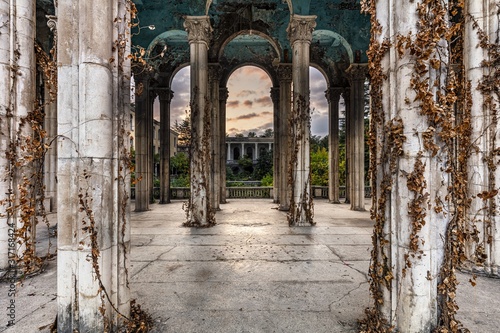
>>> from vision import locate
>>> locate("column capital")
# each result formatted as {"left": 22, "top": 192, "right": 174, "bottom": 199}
{"left": 325, "top": 87, "right": 343, "bottom": 104}
{"left": 156, "top": 88, "right": 174, "bottom": 102}
{"left": 184, "top": 16, "right": 212, "bottom": 47}
{"left": 287, "top": 14, "right": 317, "bottom": 46}
{"left": 277, "top": 64, "right": 292, "bottom": 82}
{"left": 345, "top": 63, "right": 368, "bottom": 83}
{"left": 46, "top": 15, "right": 57, "bottom": 32}
{"left": 219, "top": 87, "right": 229, "bottom": 102}
{"left": 270, "top": 87, "right": 280, "bottom": 103}
{"left": 208, "top": 63, "right": 222, "bottom": 83}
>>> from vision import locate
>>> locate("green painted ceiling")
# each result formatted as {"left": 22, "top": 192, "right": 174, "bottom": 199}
{"left": 133, "top": 0, "right": 370, "bottom": 82}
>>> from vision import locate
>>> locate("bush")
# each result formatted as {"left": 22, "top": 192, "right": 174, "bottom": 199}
{"left": 261, "top": 173, "right": 273, "bottom": 186}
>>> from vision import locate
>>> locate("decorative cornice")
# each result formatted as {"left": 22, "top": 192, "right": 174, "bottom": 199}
{"left": 184, "top": 16, "right": 212, "bottom": 47}
{"left": 325, "top": 87, "right": 343, "bottom": 103}
{"left": 277, "top": 64, "right": 292, "bottom": 82}
{"left": 287, "top": 15, "right": 317, "bottom": 46}
{"left": 345, "top": 63, "right": 368, "bottom": 82}
{"left": 156, "top": 88, "right": 174, "bottom": 103}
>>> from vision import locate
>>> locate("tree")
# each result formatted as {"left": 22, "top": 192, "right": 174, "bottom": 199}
{"left": 173, "top": 112, "right": 191, "bottom": 148}
{"left": 247, "top": 131, "right": 256, "bottom": 138}
{"left": 235, "top": 133, "right": 244, "bottom": 138}
{"left": 253, "top": 149, "right": 273, "bottom": 181}
{"left": 310, "top": 147, "right": 329, "bottom": 186}
{"left": 261, "top": 128, "right": 273, "bottom": 137}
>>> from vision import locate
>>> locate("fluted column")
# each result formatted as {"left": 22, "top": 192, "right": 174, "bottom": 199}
{"left": 326, "top": 87, "right": 342, "bottom": 203}
{"left": 220, "top": 87, "right": 229, "bottom": 204}
{"left": 342, "top": 88, "right": 351, "bottom": 203}
{"left": 270, "top": 87, "right": 280, "bottom": 203}
{"left": 157, "top": 88, "right": 174, "bottom": 204}
{"left": 346, "top": 64, "right": 367, "bottom": 211}
{"left": 184, "top": 16, "right": 214, "bottom": 226}
{"left": 148, "top": 89, "right": 156, "bottom": 204}
{"left": 57, "top": 0, "right": 131, "bottom": 329}
{"left": 0, "top": 0, "right": 36, "bottom": 270}
{"left": 277, "top": 65, "right": 292, "bottom": 211}
{"left": 287, "top": 15, "right": 316, "bottom": 225}
{"left": 134, "top": 75, "right": 150, "bottom": 212}
{"left": 209, "top": 64, "right": 222, "bottom": 210}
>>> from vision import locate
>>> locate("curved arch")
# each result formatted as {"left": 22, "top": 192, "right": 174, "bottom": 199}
{"left": 221, "top": 63, "right": 276, "bottom": 88}
{"left": 218, "top": 30, "right": 281, "bottom": 63}
{"left": 169, "top": 62, "right": 190, "bottom": 87}
{"left": 310, "top": 63, "right": 330, "bottom": 86}
{"left": 312, "top": 30, "right": 353, "bottom": 64}
{"left": 205, "top": 0, "right": 293, "bottom": 15}
{"left": 146, "top": 30, "right": 188, "bottom": 54}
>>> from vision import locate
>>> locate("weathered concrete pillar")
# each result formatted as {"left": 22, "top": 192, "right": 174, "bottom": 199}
{"left": 271, "top": 87, "right": 280, "bottom": 203}
{"left": 134, "top": 75, "right": 150, "bottom": 211}
{"left": 43, "top": 15, "right": 58, "bottom": 213}
{"left": 277, "top": 65, "right": 292, "bottom": 211}
{"left": 463, "top": 0, "right": 500, "bottom": 277}
{"left": 148, "top": 90, "right": 156, "bottom": 204}
{"left": 346, "top": 64, "right": 367, "bottom": 211}
{"left": 326, "top": 87, "right": 342, "bottom": 204}
{"left": 342, "top": 88, "right": 350, "bottom": 203}
{"left": 57, "top": 0, "right": 131, "bottom": 330}
{"left": 209, "top": 64, "right": 222, "bottom": 210}
{"left": 0, "top": 0, "right": 36, "bottom": 270}
{"left": 158, "top": 88, "right": 174, "bottom": 204}
{"left": 370, "top": 0, "right": 451, "bottom": 330}
{"left": 287, "top": 15, "right": 316, "bottom": 225}
{"left": 184, "top": 16, "right": 214, "bottom": 226}
{"left": 486, "top": 0, "right": 500, "bottom": 277}
{"left": 219, "top": 87, "right": 229, "bottom": 204}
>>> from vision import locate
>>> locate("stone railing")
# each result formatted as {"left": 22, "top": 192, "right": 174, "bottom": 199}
{"left": 130, "top": 186, "right": 371, "bottom": 200}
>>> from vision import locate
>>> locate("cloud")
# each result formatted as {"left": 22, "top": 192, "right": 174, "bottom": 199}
{"left": 311, "top": 113, "right": 329, "bottom": 137}
{"left": 237, "top": 90, "right": 256, "bottom": 97}
{"left": 243, "top": 100, "right": 253, "bottom": 107}
{"left": 227, "top": 100, "right": 240, "bottom": 108}
{"left": 254, "top": 96, "right": 272, "bottom": 107}
{"left": 260, "top": 111, "right": 272, "bottom": 116}
{"left": 227, "top": 112, "right": 260, "bottom": 121}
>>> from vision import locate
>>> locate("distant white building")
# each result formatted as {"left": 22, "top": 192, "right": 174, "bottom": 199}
{"left": 226, "top": 136, "right": 273, "bottom": 162}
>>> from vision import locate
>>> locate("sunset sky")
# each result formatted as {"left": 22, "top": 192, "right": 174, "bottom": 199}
{"left": 154, "top": 65, "right": 345, "bottom": 138}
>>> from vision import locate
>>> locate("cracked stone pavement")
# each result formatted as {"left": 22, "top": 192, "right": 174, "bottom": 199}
{"left": 1, "top": 199, "right": 499, "bottom": 332}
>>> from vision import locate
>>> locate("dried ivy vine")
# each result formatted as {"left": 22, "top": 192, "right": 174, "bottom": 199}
{"left": 359, "top": 0, "right": 498, "bottom": 332}
{"left": 287, "top": 95, "right": 315, "bottom": 226}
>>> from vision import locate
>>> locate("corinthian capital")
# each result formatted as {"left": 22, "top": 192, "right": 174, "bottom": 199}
{"left": 287, "top": 15, "right": 317, "bottom": 45}
{"left": 184, "top": 16, "right": 213, "bottom": 47}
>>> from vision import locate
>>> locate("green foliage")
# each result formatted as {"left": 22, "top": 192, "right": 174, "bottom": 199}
{"left": 260, "top": 128, "right": 273, "bottom": 137}
{"left": 171, "top": 174, "right": 190, "bottom": 187}
{"left": 261, "top": 173, "right": 273, "bottom": 186}
{"left": 310, "top": 147, "right": 329, "bottom": 186}
{"left": 253, "top": 149, "right": 273, "bottom": 180}
{"left": 170, "top": 153, "right": 189, "bottom": 176}
{"left": 237, "top": 156, "right": 254, "bottom": 175}
{"left": 247, "top": 131, "right": 256, "bottom": 137}
{"left": 310, "top": 135, "right": 328, "bottom": 151}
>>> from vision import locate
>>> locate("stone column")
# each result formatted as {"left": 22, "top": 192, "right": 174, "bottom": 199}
{"left": 277, "top": 65, "right": 292, "bottom": 211}
{"left": 346, "top": 64, "right": 367, "bottom": 211}
{"left": 157, "top": 88, "right": 174, "bottom": 204}
{"left": 326, "top": 87, "right": 342, "bottom": 204}
{"left": 342, "top": 88, "right": 351, "bottom": 203}
{"left": 134, "top": 75, "right": 150, "bottom": 211}
{"left": 287, "top": 15, "right": 316, "bottom": 225}
{"left": 0, "top": 0, "right": 36, "bottom": 270}
{"left": 271, "top": 87, "right": 280, "bottom": 202}
{"left": 148, "top": 90, "right": 156, "bottom": 204}
{"left": 486, "top": 0, "right": 500, "bottom": 277}
{"left": 220, "top": 87, "right": 229, "bottom": 204}
{"left": 371, "top": 1, "right": 451, "bottom": 330}
{"left": 57, "top": 0, "right": 131, "bottom": 329}
{"left": 184, "top": 16, "right": 214, "bottom": 226}
{"left": 43, "top": 15, "right": 58, "bottom": 213}
{"left": 209, "top": 64, "right": 222, "bottom": 210}
{"left": 464, "top": 0, "right": 500, "bottom": 277}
